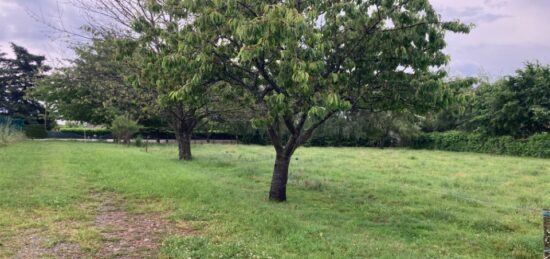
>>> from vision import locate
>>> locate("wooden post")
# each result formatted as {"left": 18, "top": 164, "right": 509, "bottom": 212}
{"left": 545, "top": 209, "right": 549, "bottom": 259}
{"left": 145, "top": 135, "right": 149, "bottom": 153}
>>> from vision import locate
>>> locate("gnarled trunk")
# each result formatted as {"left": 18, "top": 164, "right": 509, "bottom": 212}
{"left": 269, "top": 154, "right": 291, "bottom": 202}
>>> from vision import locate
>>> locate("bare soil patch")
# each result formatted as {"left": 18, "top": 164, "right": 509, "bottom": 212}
{"left": 13, "top": 193, "right": 193, "bottom": 258}
{"left": 14, "top": 232, "right": 82, "bottom": 259}
{"left": 94, "top": 196, "right": 193, "bottom": 258}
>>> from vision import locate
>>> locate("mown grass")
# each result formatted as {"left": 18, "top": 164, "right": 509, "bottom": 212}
{"left": 0, "top": 141, "right": 549, "bottom": 258}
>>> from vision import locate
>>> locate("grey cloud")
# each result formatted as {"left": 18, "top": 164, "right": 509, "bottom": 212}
{"left": 446, "top": 44, "right": 550, "bottom": 78}
{"left": 438, "top": 6, "right": 511, "bottom": 24}
{"left": 0, "top": 0, "right": 85, "bottom": 63}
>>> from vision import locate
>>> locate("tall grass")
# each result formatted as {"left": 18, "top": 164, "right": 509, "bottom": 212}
{"left": 0, "top": 119, "right": 26, "bottom": 147}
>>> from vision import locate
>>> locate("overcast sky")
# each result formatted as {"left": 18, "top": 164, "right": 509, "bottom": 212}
{"left": 1, "top": 0, "right": 550, "bottom": 79}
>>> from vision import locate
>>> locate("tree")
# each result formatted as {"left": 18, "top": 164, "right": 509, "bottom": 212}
{"left": 312, "top": 110, "right": 423, "bottom": 147}
{"left": 33, "top": 37, "right": 160, "bottom": 125}
{"left": 153, "top": 0, "right": 470, "bottom": 201}
{"left": 45, "top": 0, "right": 240, "bottom": 161}
{"left": 0, "top": 44, "right": 50, "bottom": 124}
{"left": 469, "top": 63, "right": 550, "bottom": 138}
{"left": 127, "top": 2, "right": 247, "bottom": 161}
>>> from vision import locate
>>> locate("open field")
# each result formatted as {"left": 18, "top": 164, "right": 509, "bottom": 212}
{"left": 0, "top": 141, "right": 549, "bottom": 258}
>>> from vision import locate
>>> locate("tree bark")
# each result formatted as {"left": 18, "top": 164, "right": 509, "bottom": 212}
{"left": 269, "top": 154, "right": 291, "bottom": 202}
{"left": 176, "top": 131, "right": 192, "bottom": 160}
{"left": 169, "top": 106, "right": 198, "bottom": 161}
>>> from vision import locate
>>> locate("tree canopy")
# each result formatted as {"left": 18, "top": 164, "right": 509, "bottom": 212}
{"left": 469, "top": 63, "right": 550, "bottom": 138}
{"left": 0, "top": 44, "right": 50, "bottom": 123}
{"left": 140, "top": 0, "right": 470, "bottom": 201}
{"left": 33, "top": 37, "right": 159, "bottom": 125}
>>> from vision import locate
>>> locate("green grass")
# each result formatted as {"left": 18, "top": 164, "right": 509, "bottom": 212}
{"left": 0, "top": 141, "right": 549, "bottom": 258}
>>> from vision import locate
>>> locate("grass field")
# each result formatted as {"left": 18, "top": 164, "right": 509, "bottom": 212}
{"left": 0, "top": 141, "right": 549, "bottom": 258}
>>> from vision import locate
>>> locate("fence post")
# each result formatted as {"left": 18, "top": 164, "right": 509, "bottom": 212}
{"left": 545, "top": 209, "right": 549, "bottom": 259}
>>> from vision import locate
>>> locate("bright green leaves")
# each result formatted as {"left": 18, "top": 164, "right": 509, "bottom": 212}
{"left": 326, "top": 93, "right": 352, "bottom": 111}
{"left": 136, "top": 0, "right": 469, "bottom": 145}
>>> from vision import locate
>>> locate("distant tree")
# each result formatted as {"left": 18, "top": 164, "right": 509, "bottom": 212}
{"left": 0, "top": 44, "right": 50, "bottom": 124}
{"left": 313, "top": 110, "right": 423, "bottom": 147}
{"left": 421, "top": 78, "right": 477, "bottom": 132}
{"left": 156, "top": 0, "right": 470, "bottom": 201}
{"left": 49, "top": 0, "right": 240, "bottom": 160}
{"left": 33, "top": 37, "right": 161, "bottom": 125}
{"left": 469, "top": 63, "right": 550, "bottom": 138}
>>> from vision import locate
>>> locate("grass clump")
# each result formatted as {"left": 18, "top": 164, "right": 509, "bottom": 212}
{"left": 0, "top": 120, "right": 26, "bottom": 146}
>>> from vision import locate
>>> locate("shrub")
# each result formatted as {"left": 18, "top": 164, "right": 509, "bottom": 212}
{"left": 0, "top": 120, "right": 26, "bottom": 146}
{"left": 135, "top": 135, "right": 144, "bottom": 147}
{"left": 24, "top": 124, "right": 48, "bottom": 139}
{"left": 412, "top": 131, "right": 550, "bottom": 158}
{"left": 110, "top": 115, "right": 141, "bottom": 144}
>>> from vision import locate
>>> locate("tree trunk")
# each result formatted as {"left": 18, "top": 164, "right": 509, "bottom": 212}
{"left": 156, "top": 129, "right": 160, "bottom": 143}
{"left": 269, "top": 155, "right": 291, "bottom": 202}
{"left": 176, "top": 132, "right": 192, "bottom": 160}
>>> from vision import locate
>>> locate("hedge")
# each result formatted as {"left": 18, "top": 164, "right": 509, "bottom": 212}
{"left": 25, "top": 124, "right": 48, "bottom": 139}
{"left": 56, "top": 127, "right": 241, "bottom": 141}
{"left": 411, "top": 131, "right": 550, "bottom": 158}
{"left": 59, "top": 128, "right": 112, "bottom": 136}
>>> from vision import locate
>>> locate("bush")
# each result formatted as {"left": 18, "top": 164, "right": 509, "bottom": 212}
{"left": 0, "top": 120, "right": 26, "bottom": 146}
{"left": 412, "top": 131, "right": 550, "bottom": 158}
{"left": 135, "top": 135, "right": 143, "bottom": 147}
{"left": 111, "top": 115, "right": 141, "bottom": 144}
{"left": 25, "top": 124, "right": 48, "bottom": 139}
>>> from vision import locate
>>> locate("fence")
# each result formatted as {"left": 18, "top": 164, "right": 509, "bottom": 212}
{"left": 0, "top": 115, "right": 24, "bottom": 130}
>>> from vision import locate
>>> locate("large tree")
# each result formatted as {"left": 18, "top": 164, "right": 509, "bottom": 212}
{"left": 151, "top": 0, "right": 470, "bottom": 201}
{"left": 0, "top": 44, "right": 50, "bottom": 123}
{"left": 153, "top": 0, "right": 469, "bottom": 201}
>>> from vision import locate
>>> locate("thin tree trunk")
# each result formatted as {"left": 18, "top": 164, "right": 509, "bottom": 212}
{"left": 269, "top": 154, "right": 291, "bottom": 202}
{"left": 156, "top": 129, "right": 160, "bottom": 143}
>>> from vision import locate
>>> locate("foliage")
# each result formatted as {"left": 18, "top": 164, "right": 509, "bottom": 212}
{"left": 421, "top": 78, "right": 478, "bottom": 132}
{"left": 135, "top": 135, "right": 144, "bottom": 147}
{"left": 468, "top": 63, "right": 550, "bottom": 138}
{"left": 412, "top": 131, "right": 550, "bottom": 158}
{"left": 1, "top": 142, "right": 547, "bottom": 258}
{"left": 24, "top": 124, "right": 48, "bottom": 139}
{"left": 129, "top": 4, "right": 247, "bottom": 160}
{"left": 160, "top": 0, "right": 469, "bottom": 200}
{"left": 0, "top": 119, "right": 25, "bottom": 146}
{"left": 0, "top": 44, "right": 50, "bottom": 123}
{"left": 33, "top": 37, "right": 160, "bottom": 125}
{"left": 110, "top": 115, "right": 141, "bottom": 144}
{"left": 310, "top": 111, "right": 422, "bottom": 147}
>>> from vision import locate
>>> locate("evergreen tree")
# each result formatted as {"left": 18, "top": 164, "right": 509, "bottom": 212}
{"left": 0, "top": 44, "right": 50, "bottom": 123}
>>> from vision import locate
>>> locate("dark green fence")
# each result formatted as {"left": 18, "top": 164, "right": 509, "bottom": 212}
{"left": 0, "top": 115, "right": 24, "bottom": 130}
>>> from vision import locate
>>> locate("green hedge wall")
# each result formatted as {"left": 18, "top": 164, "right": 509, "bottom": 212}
{"left": 59, "top": 128, "right": 112, "bottom": 136}
{"left": 25, "top": 124, "right": 48, "bottom": 139}
{"left": 412, "top": 131, "right": 550, "bottom": 158}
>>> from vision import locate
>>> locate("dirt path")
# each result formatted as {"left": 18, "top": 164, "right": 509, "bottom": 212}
{"left": 13, "top": 193, "right": 193, "bottom": 258}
